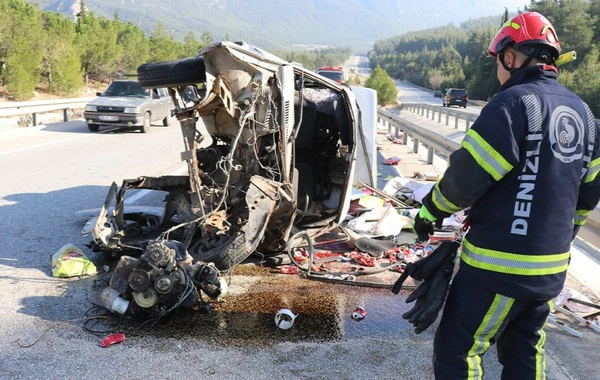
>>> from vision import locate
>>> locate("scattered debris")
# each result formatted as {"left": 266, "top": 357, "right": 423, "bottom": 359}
{"left": 383, "top": 157, "right": 401, "bottom": 165}
{"left": 100, "top": 333, "right": 126, "bottom": 347}
{"left": 279, "top": 265, "right": 299, "bottom": 274}
{"left": 351, "top": 307, "right": 367, "bottom": 320}
{"left": 275, "top": 309, "right": 298, "bottom": 329}
{"left": 413, "top": 171, "right": 440, "bottom": 181}
{"left": 51, "top": 243, "right": 96, "bottom": 278}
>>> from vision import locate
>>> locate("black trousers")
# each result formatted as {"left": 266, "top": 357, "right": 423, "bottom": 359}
{"left": 433, "top": 269, "right": 553, "bottom": 380}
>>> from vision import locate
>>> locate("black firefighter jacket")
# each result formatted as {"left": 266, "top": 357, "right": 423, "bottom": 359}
{"left": 422, "top": 65, "right": 600, "bottom": 300}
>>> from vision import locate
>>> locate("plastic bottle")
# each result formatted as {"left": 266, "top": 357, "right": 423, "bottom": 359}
{"left": 280, "top": 265, "right": 299, "bottom": 274}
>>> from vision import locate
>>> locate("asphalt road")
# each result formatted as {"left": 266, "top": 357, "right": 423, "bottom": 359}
{"left": 1, "top": 99, "right": 600, "bottom": 379}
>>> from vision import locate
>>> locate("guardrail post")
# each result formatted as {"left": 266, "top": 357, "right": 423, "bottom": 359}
{"left": 431, "top": 107, "right": 435, "bottom": 120}
{"left": 402, "top": 129, "right": 408, "bottom": 145}
{"left": 32, "top": 113, "right": 37, "bottom": 126}
{"left": 426, "top": 107, "right": 429, "bottom": 119}
{"left": 412, "top": 137, "right": 419, "bottom": 153}
{"left": 466, "top": 115, "right": 472, "bottom": 131}
{"left": 427, "top": 146, "right": 434, "bottom": 164}
{"left": 63, "top": 109, "right": 69, "bottom": 122}
{"left": 445, "top": 111, "right": 449, "bottom": 126}
{"left": 454, "top": 112, "right": 459, "bottom": 129}
{"left": 438, "top": 110, "right": 442, "bottom": 123}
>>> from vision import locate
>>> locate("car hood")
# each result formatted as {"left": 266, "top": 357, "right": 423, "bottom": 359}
{"left": 86, "top": 96, "right": 150, "bottom": 107}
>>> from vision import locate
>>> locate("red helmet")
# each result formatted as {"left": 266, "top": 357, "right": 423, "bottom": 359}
{"left": 488, "top": 12, "right": 561, "bottom": 60}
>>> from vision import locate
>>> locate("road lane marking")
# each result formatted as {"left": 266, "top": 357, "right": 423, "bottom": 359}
{"left": 0, "top": 135, "right": 86, "bottom": 156}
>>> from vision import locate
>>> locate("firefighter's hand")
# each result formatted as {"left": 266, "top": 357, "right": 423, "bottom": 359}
{"left": 413, "top": 207, "right": 438, "bottom": 242}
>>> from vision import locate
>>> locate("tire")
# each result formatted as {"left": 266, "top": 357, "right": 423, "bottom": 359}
{"left": 88, "top": 124, "right": 99, "bottom": 132}
{"left": 162, "top": 113, "right": 172, "bottom": 126}
{"left": 137, "top": 57, "right": 206, "bottom": 89}
{"left": 139, "top": 112, "right": 151, "bottom": 133}
{"left": 192, "top": 228, "right": 258, "bottom": 271}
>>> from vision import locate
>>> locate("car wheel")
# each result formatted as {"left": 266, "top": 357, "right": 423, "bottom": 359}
{"left": 139, "top": 112, "right": 151, "bottom": 133}
{"left": 88, "top": 124, "right": 99, "bottom": 132}
{"left": 192, "top": 227, "right": 258, "bottom": 271}
{"left": 138, "top": 57, "right": 206, "bottom": 88}
{"left": 162, "top": 113, "right": 172, "bottom": 126}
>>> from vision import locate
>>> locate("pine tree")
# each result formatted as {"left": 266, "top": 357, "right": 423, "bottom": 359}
{"left": 0, "top": 0, "right": 46, "bottom": 100}
{"left": 365, "top": 66, "right": 398, "bottom": 105}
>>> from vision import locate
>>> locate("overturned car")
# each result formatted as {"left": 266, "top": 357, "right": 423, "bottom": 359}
{"left": 86, "top": 41, "right": 376, "bottom": 315}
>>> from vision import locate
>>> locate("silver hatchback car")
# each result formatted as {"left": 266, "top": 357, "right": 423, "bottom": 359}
{"left": 83, "top": 79, "right": 174, "bottom": 132}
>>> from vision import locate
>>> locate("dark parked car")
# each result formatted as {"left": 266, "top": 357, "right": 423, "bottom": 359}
{"left": 443, "top": 88, "right": 468, "bottom": 108}
{"left": 83, "top": 79, "right": 174, "bottom": 132}
{"left": 433, "top": 90, "right": 443, "bottom": 98}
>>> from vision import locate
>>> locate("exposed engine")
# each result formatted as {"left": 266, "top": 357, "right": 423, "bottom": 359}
{"left": 100, "top": 240, "right": 227, "bottom": 318}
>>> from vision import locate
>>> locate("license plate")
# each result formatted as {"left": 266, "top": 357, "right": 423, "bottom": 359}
{"left": 99, "top": 115, "right": 119, "bottom": 121}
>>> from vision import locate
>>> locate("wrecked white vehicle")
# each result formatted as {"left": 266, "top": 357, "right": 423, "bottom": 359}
{"left": 86, "top": 41, "right": 376, "bottom": 291}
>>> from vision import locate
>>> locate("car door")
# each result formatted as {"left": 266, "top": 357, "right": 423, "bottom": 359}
{"left": 148, "top": 88, "right": 167, "bottom": 121}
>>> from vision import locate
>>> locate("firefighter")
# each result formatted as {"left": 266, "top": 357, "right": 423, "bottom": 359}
{"left": 412, "top": 11, "right": 600, "bottom": 379}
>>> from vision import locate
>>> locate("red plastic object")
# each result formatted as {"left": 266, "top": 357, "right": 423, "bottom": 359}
{"left": 279, "top": 265, "right": 299, "bottom": 274}
{"left": 383, "top": 157, "right": 401, "bottom": 165}
{"left": 100, "top": 333, "right": 125, "bottom": 347}
{"left": 351, "top": 307, "right": 367, "bottom": 320}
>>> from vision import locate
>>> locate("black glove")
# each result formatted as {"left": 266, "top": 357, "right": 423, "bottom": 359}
{"left": 401, "top": 253, "right": 454, "bottom": 334}
{"left": 413, "top": 209, "right": 443, "bottom": 243}
{"left": 392, "top": 240, "right": 459, "bottom": 334}
{"left": 392, "top": 240, "right": 459, "bottom": 294}
{"left": 413, "top": 213, "right": 434, "bottom": 242}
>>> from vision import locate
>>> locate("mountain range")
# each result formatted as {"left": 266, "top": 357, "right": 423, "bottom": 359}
{"left": 33, "top": 0, "right": 528, "bottom": 52}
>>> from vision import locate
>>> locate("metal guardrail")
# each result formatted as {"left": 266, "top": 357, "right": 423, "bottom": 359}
{"left": 0, "top": 98, "right": 92, "bottom": 126}
{"left": 400, "top": 103, "right": 477, "bottom": 131}
{"left": 378, "top": 107, "right": 460, "bottom": 162}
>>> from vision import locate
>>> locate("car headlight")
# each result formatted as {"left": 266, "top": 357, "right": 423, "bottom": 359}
{"left": 124, "top": 107, "right": 139, "bottom": 114}
{"left": 84, "top": 105, "right": 97, "bottom": 112}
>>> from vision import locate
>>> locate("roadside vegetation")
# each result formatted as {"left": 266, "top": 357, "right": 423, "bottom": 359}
{"left": 2, "top": 0, "right": 598, "bottom": 115}
{"left": 369, "top": 1, "right": 600, "bottom": 115}
{"left": 365, "top": 66, "right": 397, "bottom": 105}
{"left": 0, "top": 0, "right": 353, "bottom": 101}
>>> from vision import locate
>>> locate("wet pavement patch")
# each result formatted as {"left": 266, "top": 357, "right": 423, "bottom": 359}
{"left": 119, "top": 268, "right": 416, "bottom": 346}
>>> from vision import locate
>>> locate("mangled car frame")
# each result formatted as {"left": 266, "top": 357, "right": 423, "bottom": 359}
{"left": 86, "top": 41, "right": 376, "bottom": 316}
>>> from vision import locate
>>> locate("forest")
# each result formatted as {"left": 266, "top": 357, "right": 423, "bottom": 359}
{"left": 0, "top": 0, "right": 351, "bottom": 100}
{"left": 1, "top": 0, "right": 599, "bottom": 117}
{"left": 368, "top": 0, "right": 600, "bottom": 116}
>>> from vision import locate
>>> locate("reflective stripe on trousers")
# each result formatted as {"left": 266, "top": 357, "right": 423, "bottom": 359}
{"left": 433, "top": 270, "right": 553, "bottom": 380}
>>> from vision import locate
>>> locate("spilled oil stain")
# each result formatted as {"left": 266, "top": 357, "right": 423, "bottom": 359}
{"left": 120, "top": 263, "right": 417, "bottom": 346}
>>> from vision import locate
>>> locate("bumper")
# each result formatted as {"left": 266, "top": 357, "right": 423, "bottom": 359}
{"left": 84, "top": 112, "right": 144, "bottom": 128}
